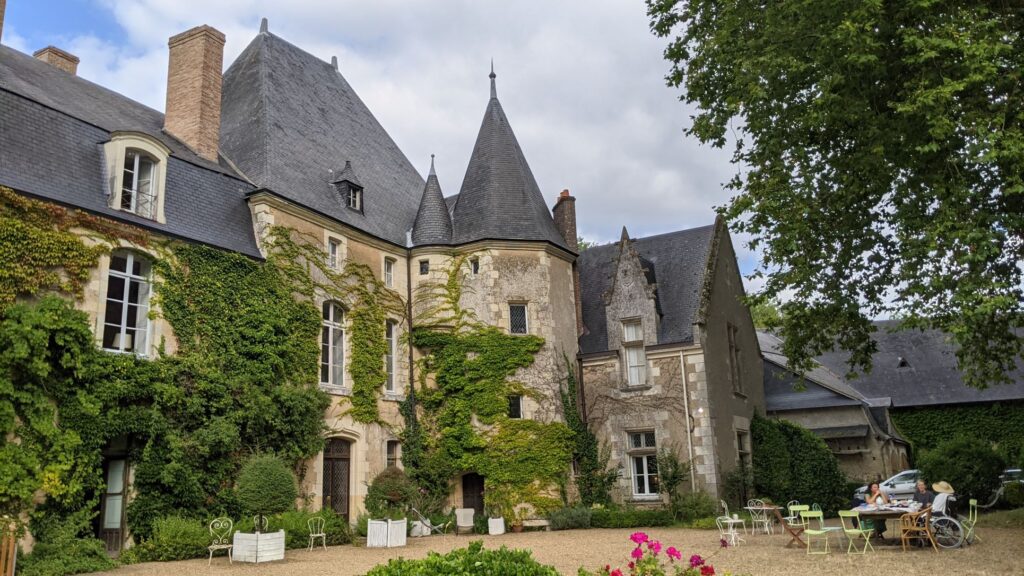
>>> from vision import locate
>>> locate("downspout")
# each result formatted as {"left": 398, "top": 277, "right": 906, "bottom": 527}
{"left": 680, "top": 350, "right": 697, "bottom": 487}
{"left": 406, "top": 254, "right": 415, "bottom": 398}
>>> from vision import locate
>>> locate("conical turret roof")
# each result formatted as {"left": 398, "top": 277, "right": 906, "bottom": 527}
{"left": 449, "top": 69, "right": 569, "bottom": 250}
{"left": 412, "top": 155, "right": 453, "bottom": 245}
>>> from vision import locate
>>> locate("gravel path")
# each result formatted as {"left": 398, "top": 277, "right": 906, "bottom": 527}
{"left": 97, "top": 526, "right": 1024, "bottom": 576}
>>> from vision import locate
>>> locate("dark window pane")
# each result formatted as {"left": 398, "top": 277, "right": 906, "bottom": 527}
{"left": 320, "top": 362, "right": 328, "bottom": 384}
{"left": 509, "top": 304, "right": 527, "bottom": 334}
{"left": 644, "top": 432, "right": 656, "bottom": 448}
{"left": 104, "top": 301, "right": 124, "bottom": 325}
{"left": 419, "top": 260, "right": 429, "bottom": 275}
{"left": 323, "top": 302, "right": 331, "bottom": 321}
{"left": 102, "top": 325, "right": 122, "bottom": 350}
{"left": 508, "top": 395, "right": 522, "bottom": 419}
{"left": 131, "top": 256, "right": 149, "bottom": 277}
{"left": 110, "top": 254, "right": 128, "bottom": 274}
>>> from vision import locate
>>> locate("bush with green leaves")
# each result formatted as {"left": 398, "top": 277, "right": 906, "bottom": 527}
{"left": 918, "top": 437, "right": 1005, "bottom": 502}
{"left": 1003, "top": 483, "right": 1024, "bottom": 509}
{"left": 547, "top": 506, "right": 592, "bottom": 530}
{"left": 590, "top": 507, "right": 673, "bottom": 528}
{"left": 751, "top": 415, "right": 847, "bottom": 513}
{"left": 16, "top": 537, "right": 115, "bottom": 576}
{"left": 365, "top": 541, "right": 558, "bottom": 576}
{"left": 675, "top": 490, "right": 716, "bottom": 522}
{"left": 655, "top": 449, "right": 690, "bottom": 520}
{"left": 365, "top": 466, "right": 416, "bottom": 519}
{"left": 236, "top": 455, "right": 298, "bottom": 521}
{"left": 723, "top": 464, "right": 754, "bottom": 509}
{"left": 120, "top": 516, "right": 209, "bottom": 563}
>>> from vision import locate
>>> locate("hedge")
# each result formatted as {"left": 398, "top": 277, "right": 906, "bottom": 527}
{"left": 892, "top": 402, "right": 1024, "bottom": 467}
{"left": 752, "top": 415, "right": 848, "bottom": 513}
{"left": 365, "top": 541, "right": 558, "bottom": 576}
{"left": 589, "top": 508, "right": 673, "bottom": 528}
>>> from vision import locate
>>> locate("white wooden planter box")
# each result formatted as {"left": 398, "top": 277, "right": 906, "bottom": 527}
{"left": 232, "top": 530, "right": 285, "bottom": 563}
{"left": 488, "top": 517, "right": 505, "bottom": 535}
{"left": 367, "top": 519, "right": 407, "bottom": 548}
{"left": 410, "top": 520, "right": 428, "bottom": 537}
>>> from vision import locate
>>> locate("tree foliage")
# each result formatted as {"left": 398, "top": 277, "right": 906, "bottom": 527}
{"left": 647, "top": 0, "right": 1024, "bottom": 388}
{"left": 918, "top": 437, "right": 1005, "bottom": 502}
{"left": 892, "top": 402, "right": 1024, "bottom": 467}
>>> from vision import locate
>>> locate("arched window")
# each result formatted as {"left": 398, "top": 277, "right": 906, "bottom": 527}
{"left": 121, "top": 149, "right": 158, "bottom": 219}
{"left": 321, "top": 302, "right": 345, "bottom": 387}
{"left": 102, "top": 250, "right": 151, "bottom": 356}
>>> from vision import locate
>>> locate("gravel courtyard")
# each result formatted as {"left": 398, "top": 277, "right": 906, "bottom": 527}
{"left": 98, "top": 526, "right": 1024, "bottom": 576}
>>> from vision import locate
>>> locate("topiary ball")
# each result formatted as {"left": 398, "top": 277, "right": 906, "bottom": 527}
{"left": 236, "top": 454, "right": 298, "bottom": 519}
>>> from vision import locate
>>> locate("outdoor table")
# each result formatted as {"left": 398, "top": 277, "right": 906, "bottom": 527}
{"left": 747, "top": 505, "right": 804, "bottom": 547}
{"left": 854, "top": 504, "right": 916, "bottom": 545}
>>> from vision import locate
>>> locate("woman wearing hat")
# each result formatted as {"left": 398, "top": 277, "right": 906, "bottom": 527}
{"left": 932, "top": 481, "right": 955, "bottom": 516}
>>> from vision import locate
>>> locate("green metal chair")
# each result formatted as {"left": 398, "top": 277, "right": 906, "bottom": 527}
{"left": 801, "top": 510, "right": 830, "bottom": 555}
{"left": 838, "top": 510, "right": 874, "bottom": 554}
{"left": 962, "top": 498, "right": 980, "bottom": 544}
{"left": 786, "top": 504, "right": 809, "bottom": 531}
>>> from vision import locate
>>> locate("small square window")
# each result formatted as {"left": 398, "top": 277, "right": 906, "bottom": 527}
{"left": 419, "top": 260, "right": 429, "bottom": 275}
{"left": 384, "top": 258, "right": 395, "bottom": 287}
{"left": 508, "top": 395, "right": 523, "bottom": 419}
{"left": 509, "top": 304, "right": 528, "bottom": 334}
{"left": 470, "top": 257, "right": 480, "bottom": 274}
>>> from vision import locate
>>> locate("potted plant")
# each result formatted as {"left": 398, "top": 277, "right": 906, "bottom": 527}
{"left": 364, "top": 467, "right": 413, "bottom": 547}
{"left": 233, "top": 454, "right": 297, "bottom": 563}
{"left": 484, "top": 484, "right": 514, "bottom": 535}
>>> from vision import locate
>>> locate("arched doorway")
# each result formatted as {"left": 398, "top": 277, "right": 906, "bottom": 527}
{"left": 323, "top": 438, "right": 352, "bottom": 520}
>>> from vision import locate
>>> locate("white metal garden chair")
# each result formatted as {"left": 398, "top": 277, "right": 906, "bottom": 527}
{"left": 455, "top": 508, "right": 475, "bottom": 535}
{"left": 208, "top": 517, "right": 233, "bottom": 565}
{"left": 716, "top": 516, "right": 745, "bottom": 546}
{"left": 747, "top": 499, "right": 772, "bottom": 535}
{"left": 719, "top": 500, "right": 747, "bottom": 534}
{"left": 308, "top": 516, "right": 326, "bottom": 551}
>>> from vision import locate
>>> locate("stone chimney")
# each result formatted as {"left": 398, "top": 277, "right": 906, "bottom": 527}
{"left": 552, "top": 189, "right": 578, "bottom": 251}
{"left": 164, "top": 25, "right": 225, "bottom": 163}
{"left": 33, "top": 46, "right": 80, "bottom": 75}
{"left": 0, "top": 0, "right": 6, "bottom": 43}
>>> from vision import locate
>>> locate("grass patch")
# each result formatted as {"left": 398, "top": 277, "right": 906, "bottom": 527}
{"left": 977, "top": 508, "right": 1024, "bottom": 529}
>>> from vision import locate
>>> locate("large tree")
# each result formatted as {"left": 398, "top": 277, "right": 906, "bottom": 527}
{"left": 647, "top": 0, "right": 1024, "bottom": 388}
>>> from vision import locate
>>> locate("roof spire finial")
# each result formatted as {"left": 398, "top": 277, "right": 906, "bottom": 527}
{"left": 260, "top": 17, "right": 269, "bottom": 33}
{"left": 620, "top": 226, "right": 631, "bottom": 242}
{"left": 429, "top": 154, "right": 436, "bottom": 176}
{"left": 331, "top": 55, "right": 338, "bottom": 70}
{"left": 489, "top": 59, "right": 497, "bottom": 99}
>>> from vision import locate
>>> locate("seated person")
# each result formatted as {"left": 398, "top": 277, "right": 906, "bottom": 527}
{"left": 912, "top": 479, "right": 935, "bottom": 507}
{"left": 866, "top": 481, "right": 890, "bottom": 537}
{"left": 932, "top": 481, "right": 955, "bottom": 516}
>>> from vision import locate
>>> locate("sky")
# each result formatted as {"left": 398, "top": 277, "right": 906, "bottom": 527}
{"left": 3, "top": 0, "right": 762, "bottom": 290}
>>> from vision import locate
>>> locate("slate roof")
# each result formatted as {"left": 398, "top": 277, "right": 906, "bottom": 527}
{"left": 0, "top": 45, "right": 262, "bottom": 258}
{"left": 815, "top": 321, "right": 1024, "bottom": 408}
{"left": 578, "top": 225, "right": 715, "bottom": 354}
{"left": 760, "top": 331, "right": 867, "bottom": 411}
{"left": 411, "top": 158, "right": 453, "bottom": 246}
{"left": 219, "top": 31, "right": 425, "bottom": 247}
{"left": 449, "top": 72, "right": 568, "bottom": 250}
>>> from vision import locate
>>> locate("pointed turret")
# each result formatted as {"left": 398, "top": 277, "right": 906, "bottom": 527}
{"left": 412, "top": 155, "right": 453, "bottom": 245}
{"left": 449, "top": 66, "right": 570, "bottom": 250}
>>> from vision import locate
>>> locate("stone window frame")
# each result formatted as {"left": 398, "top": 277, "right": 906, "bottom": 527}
{"left": 627, "top": 430, "right": 660, "bottom": 498}
{"left": 327, "top": 238, "right": 342, "bottom": 270}
{"left": 383, "top": 257, "right": 396, "bottom": 287}
{"left": 621, "top": 318, "right": 647, "bottom": 388}
{"left": 508, "top": 302, "right": 529, "bottom": 335}
{"left": 103, "top": 132, "right": 170, "bottom": 223}
{"left": 322, "top": 231, "right": 347, "bottom": 271}
{"left": 320, "top": 301, "right": 348, "bottom": 394}
{"left": 419, "top": 259, "right": 430, "bottom": 276}
{"left": 470, "top": 257, "right": 480, "bottom": 274}
{"left": 735, "top": 428, "right": 752, "bottom": 470}
{"left": 385, "top": 439, "right": 401, "bottom": 469}
{"left": 100, "top": 249, "right": 154, "bottom": 358}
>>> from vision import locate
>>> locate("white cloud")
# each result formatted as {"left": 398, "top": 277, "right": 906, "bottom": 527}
{"left": 20, "top": 0, "right": 767, "bottom": 291}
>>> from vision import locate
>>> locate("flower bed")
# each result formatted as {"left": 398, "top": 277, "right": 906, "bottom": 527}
{"left": 579, "top": 531, "right": 738, "bottom": 576}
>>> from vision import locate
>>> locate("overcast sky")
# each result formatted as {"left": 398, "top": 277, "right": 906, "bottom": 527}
{"left": 5, "top": 0, "right": 762, "bottom": 290}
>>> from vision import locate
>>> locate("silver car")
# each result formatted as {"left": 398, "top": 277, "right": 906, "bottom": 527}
{"left": 854, "top": 469, "right": 921, "bottom": 502}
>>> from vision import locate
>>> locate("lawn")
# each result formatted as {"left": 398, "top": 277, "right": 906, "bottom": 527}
{"left": 96, "top": 524, "right": 1024, "bottom": 576}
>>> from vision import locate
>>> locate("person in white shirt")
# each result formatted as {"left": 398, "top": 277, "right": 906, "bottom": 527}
{"left": 932, "top": 481, "right": 955, "bottom": 516}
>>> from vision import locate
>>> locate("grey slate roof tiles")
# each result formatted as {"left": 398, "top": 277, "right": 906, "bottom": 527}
{"left": 578, "top": 225, "right": 715, "bottom": 354}
{"left": 219, "top": 31, "right": 425, "bottom": 247}
{"left": 759, "top": 330, "right": 868, "bottom": 412}
{"left": 449, "top": 74, "right": 568, "bottom": 249}
{"left": 0, "top": 45, "right": 262, "bottom": 258}
{"left": 411, "top": 158, "right": 453, "bottom": 246}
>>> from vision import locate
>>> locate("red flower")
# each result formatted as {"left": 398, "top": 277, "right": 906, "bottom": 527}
{"left": 700, "top": 566, "right": 715, "bottom": 576}
{"left": 689, "top": 554, "right": 704, "bottom": 567}
{"left": 610, "top": 570, "right": 623, "bottom": 576}
{"left": 720, "top": 538, "right": 729, "bottom": 548}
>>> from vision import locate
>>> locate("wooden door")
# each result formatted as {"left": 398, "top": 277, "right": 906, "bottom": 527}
{"left": 323, "top": 439, "right": 351, "bottom": 520}
{"left": 462, "top": 472, "right": 485, "bottom": 515}
{"left": 98, "top": 459, "right": 127, "bottom": 555}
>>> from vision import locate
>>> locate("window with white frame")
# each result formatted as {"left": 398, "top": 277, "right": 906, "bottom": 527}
{"left": 508, "top": 395, "right": 523, "bottom": 419}
{"left": 622, "top": 319, "right": 646, "bottom": 386}
{"left": 384, "top": 258, "right": 395, "bottom": 287}
{"left": 384, "top": 320, "right": 397, "bottom": 392}
{"left": 120, "top": 150, "right": 157, "bottom": 219}
{"left": 386, "top": 440, "right": 401, "bottom": 468}
{"left": 102, "top": 250, "right": 152, "bottom": 356}
{"left": 327, "top": 238, "right": 341, "bottom": 270}
{"left": 347, "top": 187, "right": 362, "bottom": 211}
{"left": 509, "top": 303, "right": 528, "bottom": 334}
{"left": 321, "top": 302, "right": 345, "bottom": 388}
{"left": 629, "top": 431, "right": 659, "bottom": 496}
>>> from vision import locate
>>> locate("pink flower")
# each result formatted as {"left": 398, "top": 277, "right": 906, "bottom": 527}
{"left": 647, "top": 540, "right": 662, "bottom": 555}
{"left": 610, "top": 570, "right": 623, "bottom": 576}
{"left": 666, "top": 547, "right": 682, "bottom": 561}
{"left": 631, "top": 547, "right": 644, "bottom": 560}
{"left": 630, "top": 531, "right": 649, "bottom": 544}
{"left": 700, "top": 566, "right": 715, "bottom": 576}
{"left": 689, "top": 554, "right": 704, "bottom": 567}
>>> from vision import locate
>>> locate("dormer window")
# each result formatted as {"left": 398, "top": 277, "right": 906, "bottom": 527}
{"left": 103, "top": 132, "right": 170, "bottom": 223}
{"left": 347, "top": 187, "right": 362, "bottom": 211}
{"left": 333, "top": 160, "right": 364, "bottom": 214}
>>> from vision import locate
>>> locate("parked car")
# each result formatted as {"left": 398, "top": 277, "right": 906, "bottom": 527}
{"left": 854, "top": 469, "right": 920, "bottom": 502}
{"left": 1000, "top": 468, "right": 1022, "bottom": 485}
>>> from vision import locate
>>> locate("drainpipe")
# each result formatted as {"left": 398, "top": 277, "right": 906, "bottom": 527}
{"left": 680, "top": 350, "right": 697, "bottom": 487}
{"left": 406, "top": 254, "right": 415, "bottom": 399}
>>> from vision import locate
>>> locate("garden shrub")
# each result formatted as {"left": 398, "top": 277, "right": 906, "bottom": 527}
{"left": 918, "top": 437, "right": 1005, "bottom": 502}
{"left": 365, "top": 466, "right": 416, "bottom": 519}
{"left": 1003, "top": 482, "right": 1024, "bottom": 509}
{"left": 120, "top": 516, "right": 208, "bottom": 563}
{"left": 547, "top": 506, "right": 592, "bottom": 530}
{"left": 590, "top": 508, "right": 673, "bottom": 528}
{"left": 675, "top": 490, "right": 716, "bottom": 522}
{"left": 355, "top": 512, "right": 370, "bottom": 538}
{"left": 277, "top": 510, "right": 352, "bottom": 548}
{"left": 751, "top": 415, "right": 847, "bottom": 513}
{"left": 722, "top": 464, "right": 754, "bottom": 509}
{"left": 365, "top": 541, "right": 558, "bottom": 576}
{"left": 891, "top": 402, "right": 1024, "bottom": 467}
{"left": 655, "top": 449, "right": 690, "bottom": 520}
{"left": 236, "top": 454, "right": 298, "bottom": 520}
{"left": 17, "top": 537, "right": 115, "bottom": 576}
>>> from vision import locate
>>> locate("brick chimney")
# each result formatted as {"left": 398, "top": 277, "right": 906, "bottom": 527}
{"left": 164, "top": 25, "right": 225, "bottom": 163}
{"left": 33, "top": 46, "right": 80, "bottom": 75}
{"left": 553, "top": 189, "right": 578, "bottom": 251}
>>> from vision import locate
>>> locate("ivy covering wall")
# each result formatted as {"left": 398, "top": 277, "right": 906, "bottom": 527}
{"left": 891, "top": 402, "right": 1024, "bottom": 467}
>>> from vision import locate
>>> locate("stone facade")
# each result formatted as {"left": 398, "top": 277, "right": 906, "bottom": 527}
{"left": 33, "top": 46, "right": 79, "bottom": 75}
